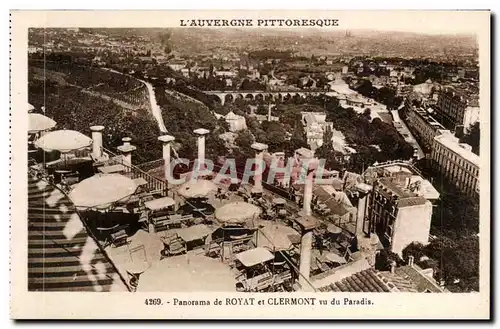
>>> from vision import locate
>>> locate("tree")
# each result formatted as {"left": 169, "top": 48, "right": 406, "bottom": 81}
{"left": 234, "top": 130, "right": 254, "bottom": 157}
{"left": 424, "top": 236, "right": 479, "bottom": 292}
{"left": 402, "top": 242, "right": 426, "bottom": 263}
{"left": 323, "top": 125, "right": 334, "bottom": 146}
{"left": 375, "top": 249, "right": 401, "bottom": 271}
{"left": 460, "top": 121, "right": 480, "bottom": 155}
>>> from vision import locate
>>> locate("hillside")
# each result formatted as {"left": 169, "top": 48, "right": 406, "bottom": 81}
{"left": 154, "top": 86, "right": 229, "bottom": 161}
{"left": 28, "top": 61, "right": 162, "bottom": 163}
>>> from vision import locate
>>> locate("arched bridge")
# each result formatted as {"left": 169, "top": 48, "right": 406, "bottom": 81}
{"left": 204, "top": 90, "right": 337, "bottom": 106}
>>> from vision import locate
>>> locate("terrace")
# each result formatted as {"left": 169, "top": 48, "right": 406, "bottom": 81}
{"left": 27, "top": 109, "right": 381, "bottom": 293}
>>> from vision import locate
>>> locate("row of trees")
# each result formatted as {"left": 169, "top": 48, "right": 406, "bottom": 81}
{"left": 354, "top": 80, "right": 403, "bottom": 110}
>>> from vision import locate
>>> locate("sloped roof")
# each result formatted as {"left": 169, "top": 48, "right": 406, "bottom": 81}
{"left": 317, "top": 268, "right": 391, "bottom": 293}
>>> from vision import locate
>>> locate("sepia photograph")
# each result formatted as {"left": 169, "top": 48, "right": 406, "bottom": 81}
{"left": 10, "top": 10, "right": 491, "bottom": 319}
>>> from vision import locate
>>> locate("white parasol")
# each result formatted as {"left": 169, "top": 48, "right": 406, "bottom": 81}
{"left": 215, "top": 201, "right": 261, "bottom": 225}
{"left": 69, "top": 174, "right": 138, "bottom": 210}
{"left": 34, "top": 129, "right": 92, "bottom": 153}
{"left": 28, "top": 113, "right": 57, "bottom": 134}
{"left": 127, "top": 230, "right": 165, "bottom": 262}
{"left": 136, "top": 254, "right": 236, "bottom": 292}
{"left": 27, "top": 103, "right": 35, "bottom": 112}
{"left": 177, "top": 179, "right": 218, "bottom": 199}
{"left": 253, "top": 222, "right": 301, "bottom": 252}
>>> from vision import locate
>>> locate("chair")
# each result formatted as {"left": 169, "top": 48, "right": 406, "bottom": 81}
{"left": 111, "top": 229, "right": 128, "bottom": 247}
{"left": 129, "top": 244, "right": 148, "bottom": 263}
{"left": 152, "top": 215, "right": 171, "bottom": 233}
{"left": 162, "top": 234, "right": 187, "bottom": 257}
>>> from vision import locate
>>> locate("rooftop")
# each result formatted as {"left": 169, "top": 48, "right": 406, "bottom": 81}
{"left": 434, "top": 133, "right": 479, "bottom": 167}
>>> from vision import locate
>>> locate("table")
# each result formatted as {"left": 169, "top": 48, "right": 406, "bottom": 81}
{"left": 133, "top": 177, "right": 148, "bottom": 187}
{"left": 144, "top": 196, "right": 176, "bottom": 211}
{"left": 235, "top": 247, "right": 274, "bottom": 268}
{"left": 175, "top": 224, "right": 212, "bottom": 243}
{"left": 98, "top": 164, "right": 126, "bottom": 174}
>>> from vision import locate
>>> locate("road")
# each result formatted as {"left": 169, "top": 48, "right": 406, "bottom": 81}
{"left": 391, "top": 109, "right": 425, "bottom": 160}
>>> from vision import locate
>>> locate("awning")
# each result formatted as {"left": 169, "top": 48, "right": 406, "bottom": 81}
{"left": 177, "top": 179, "right": 218, "bottom": 199}
{"left": 272, "top": 198, "right": 286, "bottom": 205}
{"left": 327, "top": 224, "right": 342, "bottom": 234}
{"left": 215, "top": 201, "right": 261, "bottom": 225}
{"left": 28, "top": 113, "right": 57, "bottom": 134}
{"left": 235, "top": 247, "right": 274, "bottom": 268}
{"left": 35, "top": 129, "right": 92, "bottom": 153}
{"left": 144, "top": 196, "right": 176, "bottom": 211}
{"left": 253, "top": 223, "right": 301, "bottom": 251}
{"left": 322, "top": 252, "right": 347, "bottom": 264}
{"left": 69, "top": 174, "right": 138, "bottom": 210}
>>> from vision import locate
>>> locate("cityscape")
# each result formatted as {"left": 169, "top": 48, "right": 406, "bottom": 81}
{"left": 27, "top": 27, "right": 480, "bottom": 294}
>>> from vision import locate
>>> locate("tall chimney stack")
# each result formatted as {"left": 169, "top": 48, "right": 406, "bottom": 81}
{"left": 158, "top": 135, "right": 175, "bottom": 182}
{"left": 250, "top": 142, "right": 268, "bottom": 196}
{"left": 90, "top": 125, "right": 105, "bottom": 159}
{"left": 194, "top": 128, "right": 210, "bottom": 174}
{"left": 302, "top": 159, "right": 318, "bottom": 216}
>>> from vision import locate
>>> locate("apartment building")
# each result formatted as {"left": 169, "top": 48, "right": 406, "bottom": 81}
{"left": 404, "top": 107, "right": 448, "bottom": 153}
{"left": 361, "top": 162, "right": 439, "bottom": 255}
{"left": 431, "top": 132, "right": 480, "bottom": 197}
{"left": 436, "top": 88, "right": 479, "bottom": 131}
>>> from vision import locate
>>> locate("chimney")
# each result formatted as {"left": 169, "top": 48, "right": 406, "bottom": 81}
{"left": 193, "top": 128, "right": 210, "bottom": 173}
{"left": 250, "top": 142, "right": 268, "bottom": 196}
{"left": 158, "top": 135, "right": 175, "bottom": 182}
{"left": 302, "top": 158, "right": 318, "bottom": 216}
{"left": 90, "top": 125, "right": 105, "bottom": 159}
{"left": 408, "top": 255, "right": 414, "bottom": 267}
{"left": 390, "top": 261, "right": 396, "bottom": 274}
{"left": 356, "top": 192, "right": 368, "bottom": 236}
{"left": 117, "top": 137, "right": 136, "bottom": 169}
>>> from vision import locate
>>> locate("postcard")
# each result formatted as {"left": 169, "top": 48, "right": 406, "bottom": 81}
{"left": 10, "top": 10, "right": 490, "bottom": 319}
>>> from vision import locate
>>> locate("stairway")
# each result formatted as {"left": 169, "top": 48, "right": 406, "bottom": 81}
{"left": 27, "top": 173, "right": 128, "bottom": 292}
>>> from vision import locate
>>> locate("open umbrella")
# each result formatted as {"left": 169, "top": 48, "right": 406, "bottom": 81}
{"left": 253, "top": 222, "right": 301, "bottom": 252}
{"left": 69, "top": 174, "right": 138, "bottom": 210}
{"left": 128, "top": 230, "right": 164, "bottom": 262}
{"left": 136, "top": 254, "right": 236, "bottom": 292}
{"left": 215, "top": 201, "right": 261, "bottom": 225}
{"left": 27, "top": 103, "right": 35, "bottom": 112}
{"left": 34, "top": 129, "right": 92, "bottom": 153}
{"left": 177, "top": 179, "right": 217, "bottom": 199}
{"left": 28, "top": 113, "right": 57, "bottom": 134}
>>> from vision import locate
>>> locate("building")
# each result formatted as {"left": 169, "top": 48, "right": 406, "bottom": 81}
{"left": 435, "top": 88, "right": 480, "bottom": 131}
{"left": 404, "top": 107, "right": 448, "bottom": 154}
{"left": 431, "top": 132, "right": 480, "bottom": 197}
{"left": 361, "top": 162, "right": 439, "bottom": 255}
{"left": 224, "top": 111, "right": 247, "bottom": 132}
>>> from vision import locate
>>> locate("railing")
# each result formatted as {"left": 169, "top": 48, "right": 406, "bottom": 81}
{"left": 135, "top": 158, "right": 165, "bottom": 173}
{"left": 365, "top": 160, "right": 424, "bottom": 178}
{"left": 101, "top": 147, "right": 168, "bottom": 196}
